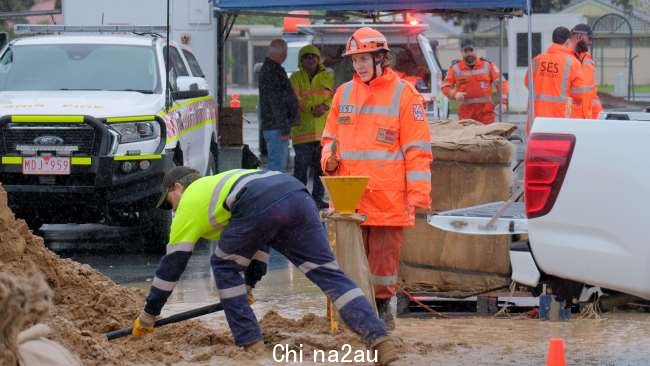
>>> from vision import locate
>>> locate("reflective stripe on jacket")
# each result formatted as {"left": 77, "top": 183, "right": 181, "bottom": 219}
{"left": 320, "top": 67, "right": 433, "bottom": 226}
{"left": 575, "top": 51, "right": 602, "bottom": 119}
{"left": 524, "top": 43, "right": 592, "bottom": 126}
{"left": 290, "top": 65, "right": 334, "bottom": 144}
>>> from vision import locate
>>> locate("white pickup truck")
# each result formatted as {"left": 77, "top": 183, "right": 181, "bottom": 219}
{"left": 430, "top": 117, "right": 650, "bottom": 305}
{"left": 0, "top": 26, "right": 218, "bottom": 250}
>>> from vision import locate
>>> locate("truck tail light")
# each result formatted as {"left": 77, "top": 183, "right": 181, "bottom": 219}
{"left": 525, "top": 133, "right": 576, "bottom": 218}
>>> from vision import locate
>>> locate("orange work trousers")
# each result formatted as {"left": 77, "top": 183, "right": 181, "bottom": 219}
{"left": 362, "top": 226, "right": 404, "bottom": 299}
{"left": 458, "top": 102, "right": 496, "bottom": 124}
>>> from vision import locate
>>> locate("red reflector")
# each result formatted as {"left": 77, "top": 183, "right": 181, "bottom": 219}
{"left": 526, "top": 161, "right": 560, "bottom": 184}
{"left": 525, "top": 133, "right": 576, "bottom": 219}
{"left": 525, "top": 185, "right": 551, "bottom": 214}
{"left": 527, "top": 138, "right": 573, "bottom": 161}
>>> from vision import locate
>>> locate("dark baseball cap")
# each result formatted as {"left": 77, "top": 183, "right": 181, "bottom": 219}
{"left": 571, "top": 23, "right": 593, "bottom": 37}
{"left": 460, "top": 38, "right": 475, "bottom": 50}
{"left": 157, "top": 166, "right": 201, "bottom": 210}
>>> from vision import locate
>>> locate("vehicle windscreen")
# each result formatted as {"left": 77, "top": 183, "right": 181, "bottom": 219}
{"left": 282, "top": 45, "right": 302, "bottom": 76}
{"left": 0, "top": 44, "right": 160, "bottom": 93}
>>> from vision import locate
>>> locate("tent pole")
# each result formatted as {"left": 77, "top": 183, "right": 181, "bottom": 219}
{"left": 526, "top": 0, "right": 534, "bottom": 137}
{"left": 217, "top": 12, "right": 225, "bottom": 108}
{"left": 498, "top": 16, "right": 504, "bottom": 121}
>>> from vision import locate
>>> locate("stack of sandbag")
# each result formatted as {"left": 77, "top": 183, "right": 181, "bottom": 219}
{"left": 400, "top": 119, "right": 516, "bottom": 294}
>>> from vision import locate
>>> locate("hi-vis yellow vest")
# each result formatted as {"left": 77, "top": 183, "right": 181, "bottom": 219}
{"left": 290, "top": 65, "right": 334, "bottom": 144}
{"left": 167, "top": 169, "right": 256, "bottom": 248}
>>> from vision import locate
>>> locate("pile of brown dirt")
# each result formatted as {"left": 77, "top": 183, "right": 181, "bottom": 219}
{"left": 0, "top": 185, "right": 369, "bottom": 365}
{"left": 261, "top": 311, "right": 363, "bottom": 355}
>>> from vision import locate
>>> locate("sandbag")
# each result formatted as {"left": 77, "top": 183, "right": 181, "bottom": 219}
{"left": 400, "top": 119, "right": 515, "bottom": 293}
{"left": 326, "top": 213, "right": 376, "bottom": 313}
{"left": 430, "top": 119, "right": 515, "bottom": 164}
{"left": 17, "top": 324, "right": 81, "bottom": 366}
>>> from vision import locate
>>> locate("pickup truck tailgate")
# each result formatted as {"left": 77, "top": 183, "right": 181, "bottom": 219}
{"left": 428, "top": 201, "right": 527, "bottom": 235}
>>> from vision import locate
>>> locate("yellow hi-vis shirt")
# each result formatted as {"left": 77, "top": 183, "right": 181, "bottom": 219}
{"left": 167, "top": 169, "right": 256, "bottom": 249}
{"left": 290, "top": 45, "right": 334, "bottom": 145}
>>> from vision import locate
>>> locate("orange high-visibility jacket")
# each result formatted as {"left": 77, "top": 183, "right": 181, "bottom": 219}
{"left": 525, "top": 43, "right": 592, "bottom": 123}
{"left": 320, "top": 67, "right": 433, "bottom": 227}
{"left": 575, "top": 51, "right": 602, "bottom": 119}
{"left": 441, "top": 58, "right": 501, "bottom": 124}
{"left": 395, "top": 70, "right": 424, "bottom": 88}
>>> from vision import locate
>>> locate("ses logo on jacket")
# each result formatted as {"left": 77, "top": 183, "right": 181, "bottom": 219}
{"left": 339, "top": 105, "right": 355, "bottom": 113}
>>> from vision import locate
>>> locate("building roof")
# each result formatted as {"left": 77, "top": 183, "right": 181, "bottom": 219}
{"left": 474, "top": 0, "right": 650, "bottom": 35}
{"left": 560, "top": 0, "right": 650, "bottom": 34}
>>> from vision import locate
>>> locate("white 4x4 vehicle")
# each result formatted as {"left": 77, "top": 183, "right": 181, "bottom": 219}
{"left": 0, "top": 26, "right": 217, "bottom": 250}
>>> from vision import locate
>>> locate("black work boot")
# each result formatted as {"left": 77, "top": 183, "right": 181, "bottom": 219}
{"left": 376, "top": 298, "right": 395, "bottom": 331}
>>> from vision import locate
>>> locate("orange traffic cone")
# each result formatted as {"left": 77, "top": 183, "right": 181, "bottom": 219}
{"left": 230, "top": 93, "right": 241, "bottom": 108}
{"left": 546, "top": 338, "right": 567, "bottom": 366}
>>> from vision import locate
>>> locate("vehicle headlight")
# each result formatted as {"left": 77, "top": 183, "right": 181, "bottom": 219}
{"left": 110, "top": 122, "right": 159, "bottom": 143}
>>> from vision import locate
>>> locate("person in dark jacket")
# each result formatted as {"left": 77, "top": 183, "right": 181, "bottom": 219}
{"left": 258, "top": 39, "right": 299, "bottom": 172}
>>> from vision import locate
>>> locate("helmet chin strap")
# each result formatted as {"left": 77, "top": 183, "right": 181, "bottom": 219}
{"left": 369, "top": 53, "right": 383, "bottom": 83}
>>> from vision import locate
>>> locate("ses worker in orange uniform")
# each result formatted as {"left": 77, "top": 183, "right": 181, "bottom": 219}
{"left": 320, "top": 27, "right": 433, "bottom": 330}
{"left": 525, "top": 27, "right": 592, "bottom": 129}
{"left": 571, "top": 23, "right": 602, "bottom": 119}
{"left": 441, "top": 39, "right": 504, "bottom": 124}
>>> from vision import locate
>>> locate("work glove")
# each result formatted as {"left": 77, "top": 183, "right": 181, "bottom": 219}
{"left": 325, "top": 140, "right": 340, "bottom": 173}
{"left": 131, "top": 310, "right": 156, "bottom": 337}
{"left": 244, "top": 259, "right": 267, "bottom": 289}
{"left": 246, "top": 285, "right": 255, "bottom": 305}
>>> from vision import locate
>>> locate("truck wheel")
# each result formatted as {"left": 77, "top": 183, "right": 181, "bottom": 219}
{"left": 16, "top": 212, "right": 44, "bottom": 232}
{"left": 206, "top": 149, "right": 216, "bottom": 175}
{"left": 139, "top": 208, "right": 172, "bottom": 253}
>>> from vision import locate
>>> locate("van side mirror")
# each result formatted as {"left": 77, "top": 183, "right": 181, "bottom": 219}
{"left": 176, "top": 76, "right": 208, "bottom": 92}
{"left": 172, "top": 76, "right": 209, "bottom": 100}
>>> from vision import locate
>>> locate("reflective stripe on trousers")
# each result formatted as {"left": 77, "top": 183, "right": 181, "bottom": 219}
{"left": 362, "top": 226, "right": 403, "bottom": 299}
{"left": 463, "top": 96, "right": 491, "bottom": 104}
{"left": 371, "top": 274, "right": 398, "bottom": 286}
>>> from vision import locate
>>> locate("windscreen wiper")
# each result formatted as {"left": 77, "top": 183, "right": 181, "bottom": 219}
{"left": 114, "top": 89, "right": 155, "bottom": 94}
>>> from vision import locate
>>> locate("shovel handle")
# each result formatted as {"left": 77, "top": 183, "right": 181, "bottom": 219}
{"left": 105, "top": 302, "right": 224, "bottom": 340}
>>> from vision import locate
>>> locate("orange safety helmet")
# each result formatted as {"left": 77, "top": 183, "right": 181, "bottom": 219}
{"left": 344, "top": 27, "right": 390, "bottom": 56}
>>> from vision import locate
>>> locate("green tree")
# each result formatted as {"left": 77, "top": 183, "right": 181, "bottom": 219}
{"left": 0, "top": 0, "right": 37, "bottom": 33}
{"left": 235, "top": 15, "right": 283, "bottom": 27}
{"left": 0, "top": 0, "right": 35, "bottom": 12}
{"left": 613, "top": 0, "right": 633, "bottom": 13}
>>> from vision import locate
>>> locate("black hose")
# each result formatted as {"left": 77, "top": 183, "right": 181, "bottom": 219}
{"left": 105, "top": 302, "right": 224, "bottom": 340}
